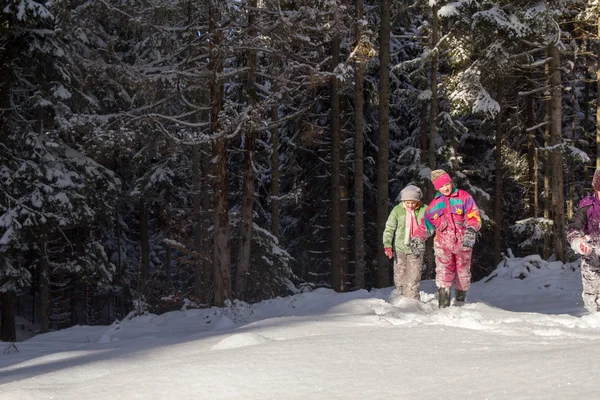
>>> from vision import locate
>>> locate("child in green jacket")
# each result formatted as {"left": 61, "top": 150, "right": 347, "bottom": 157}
{"left": 382, "top": 185, "right": 427, "bottom": 299}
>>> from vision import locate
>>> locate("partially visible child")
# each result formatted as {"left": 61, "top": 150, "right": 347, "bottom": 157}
{"left": 382, "top": 185, "right": 428, "bottom": 299}
{"left": 567, "top": 166, "right": 600, "bottom": 313}
{"left": 411, "top": 169, "right": 481, "bottom": 308}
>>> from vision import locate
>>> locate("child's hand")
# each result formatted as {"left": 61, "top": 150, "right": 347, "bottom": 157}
{"left": 410, "top": 238, "right": 425, "bottom": 256}
{"left": 572, "top": 236, "right": 592, "bottom": 255}
{"left": 384, "top": 247, "right": 394, "bottom": 259}
{"left": 462, "top": 227, "right": 477, "bottom": 249}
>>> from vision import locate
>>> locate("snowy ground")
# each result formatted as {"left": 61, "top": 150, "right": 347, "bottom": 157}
{"left": 2, "top": 255, "right": 600, "bottom": 399}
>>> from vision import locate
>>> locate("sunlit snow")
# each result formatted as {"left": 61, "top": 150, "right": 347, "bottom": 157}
{"left": 1, "top": 255, "right": 599, "bottom": 399}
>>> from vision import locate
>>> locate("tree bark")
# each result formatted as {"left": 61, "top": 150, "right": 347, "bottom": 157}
{"left": 0, "top": 290, "right": 16, "bottom": 341}
{"left": 428, "top": 4, "right": 439, "bottom": 173}
{"left": 526, "top": 93, "right": 536, "bottom": 218}
{"left": 201, "top": 142, "right": 212, "bottom": 302}
{"left": 549, "top": 44, "right": 566, "bottom": 262}
{"left": 543, "top": 60, "right": 551, "bottom": 259}
{"left": 340, "top": 97, "right": 349, "bottom": 292}
{"left": 377, "top": 0, "right": 391, "bottom": 288}
{"left": 139, "top": 198, "right": 150, "bottom": 297}
{"left": 584, "top": 39, "right": 590, "bottom": 140}
{"left": 39, "top": 234, "right": 50, "bottom": 333}
{"left": 353, "top": 0, "right": 365, "bottom": 290}
{"left": 494, "top": 79, "right": 503, "bottom": 264}
{"left": 330, "top": 20, "right": 342, "bottom": 292}
{"left": 271, "top": 102, "right": 280, "bottom": 239}
{"left": 192, "top": 144, "right": 203, "bottom": 298}
{"left": 236, "top": 0, "right": 258, "bottom": 300}
{"left": 211, "top": 2, "right": 230, "bottom": 306}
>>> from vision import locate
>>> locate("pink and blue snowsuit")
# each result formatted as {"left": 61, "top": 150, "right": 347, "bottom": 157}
{"left": 415, "top": 188, "right": 481, "bottom": 290}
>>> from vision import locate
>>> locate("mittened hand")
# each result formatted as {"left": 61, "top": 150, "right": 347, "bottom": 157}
{"left": 572, "top": 237, "right": 592, "bottom": 255}
{"left": 410, "top": 238, "right": 425, "bottom": 256}
{"left": 384, "top": 247, "right": 394, "bottom": 259}
{"left": 462, "top": 227, "right": 477, "bottom": 249}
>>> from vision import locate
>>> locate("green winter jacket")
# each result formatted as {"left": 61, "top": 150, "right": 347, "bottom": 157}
{"left": 382, "top": 202, "right": 428, "bottom": 254}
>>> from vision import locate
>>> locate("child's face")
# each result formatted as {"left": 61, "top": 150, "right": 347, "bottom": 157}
{"left": 438, "top": 182, "right": 453, "bottom": 196}
{"left": 403, "top": 200, "right": 419, "bottom": 209}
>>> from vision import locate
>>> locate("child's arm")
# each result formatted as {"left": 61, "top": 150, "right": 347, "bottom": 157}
{"left": 567, "top": 206, "right": 591, "bottom": 255}
{"left": 382, "top": 207, "right": 399, "bottom": 249}
{"left": 567, "top": 206, "right": 588, "bottom": 244}
{"left": 463, "top": 192, "right": 481, "bottom": 232}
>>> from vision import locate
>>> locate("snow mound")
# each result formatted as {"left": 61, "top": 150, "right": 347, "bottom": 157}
{"left": 211, "top": 332, "right": 273, "bottom": 350}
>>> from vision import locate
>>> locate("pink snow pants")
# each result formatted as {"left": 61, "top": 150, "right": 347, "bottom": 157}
{"left": 434, "top": 233, "right": 472, "bottom": 291}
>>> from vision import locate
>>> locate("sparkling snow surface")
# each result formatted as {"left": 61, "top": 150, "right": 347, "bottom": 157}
{"left": 2, "top": 256, "right": 600, "bottom": 399}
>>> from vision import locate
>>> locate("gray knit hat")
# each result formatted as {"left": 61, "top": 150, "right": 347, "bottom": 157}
{"left": 400, "top": 185, "right": 422, "bottom": 201}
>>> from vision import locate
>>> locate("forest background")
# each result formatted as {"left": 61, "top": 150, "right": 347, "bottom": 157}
{"left": 1, "top": 0, "right": 597, "bottom": 342}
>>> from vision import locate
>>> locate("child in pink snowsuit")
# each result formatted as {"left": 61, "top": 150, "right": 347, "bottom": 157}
{"left": 412, "top": 169, "right": 481, "bottom": 308}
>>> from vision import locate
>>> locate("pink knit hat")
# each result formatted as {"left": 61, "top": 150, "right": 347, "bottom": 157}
{"left": 431, "top": 169, "right": 452, "bottom": 190}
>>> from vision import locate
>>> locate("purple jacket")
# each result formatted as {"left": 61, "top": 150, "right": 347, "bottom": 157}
{"left": 567, "top": 193, "right": 600, "bottom": 243}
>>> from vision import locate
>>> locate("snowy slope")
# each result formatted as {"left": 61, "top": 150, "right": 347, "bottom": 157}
{"left": 1, "top": 255, "right": 600, "bottom": 400}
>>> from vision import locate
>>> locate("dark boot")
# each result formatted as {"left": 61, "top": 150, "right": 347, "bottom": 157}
{"left": 438, "top": 288, "right": 451, "bottom": 308}
{"left": 455, "top": 290, "right": 467, "bottom": 303}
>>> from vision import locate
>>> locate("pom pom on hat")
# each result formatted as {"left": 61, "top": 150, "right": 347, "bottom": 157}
{"left": 400, "top": 185, "right": 423, "bottom": 201}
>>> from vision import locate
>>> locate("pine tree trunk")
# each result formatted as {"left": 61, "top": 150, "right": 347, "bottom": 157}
{"left": 584, "top": 39, "right": 590, "bottom": 143}
{"left": 549, "top": 44, "right": 566, "bottom": 262}
{"left": 0, "top": 290, "right": 16, "bottom": 341}
{"left": 568, "top": 48, "right": 577, "bottom": 220}
{"left": 165, "top": 224, "right": 173, "bottom": 289}
{"left": 377, "top": 0, "right": 391, "bottom": 288}
{"left": 271, "top": 102, "right": 280, "bottom": 239}
{"left": 192, "top": 144, "right": 203, "bottom": 298}
{"left": 201, "top": 142, "right": 212, "bottom": 302}
{"left": 543, "top": 59, "right": 551, "bottom": 259}
{"left": 236, "top": 0, "right": 258, "bottom": 300}
{"left": 139, "top": 198, "right": 150, "bottom": 297}
{"left": 211, "top": 2, "right": 230, "bottom": 306}
{"left": 428, "top": 4, "right": 439, "bottom": 173}
{"left": 494, "top": 79, "right": 503, "bottom": 264}
{"left": 39, "top": 234, "right": 50, "bottom": 333}
{"left": 526, "top": 93, "right": 536, "bottom": 218}
{"left": 330, "top": 30, "right": 342, "bottom": 292}
{"left": 353, "top": 0, "right": 365, "bottom": 290}
{"left": 340, "top": 97, "right": 349, "bottom": 292}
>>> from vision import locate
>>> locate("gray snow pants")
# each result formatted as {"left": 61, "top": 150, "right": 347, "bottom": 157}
{"left": 581, "top": 259, "right": 600, "bottom": 312}
{"left": 393, "top": 253, "right": 423, "bottom": 300}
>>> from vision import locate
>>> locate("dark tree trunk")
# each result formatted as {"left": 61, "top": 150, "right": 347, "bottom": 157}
{"left": 353, "top": 0, "right": 365, "bottom": 289}
{"left": 526, "top": 93, "right": 536, "bottom": 218}
{"left": 236, "top": 0, "right": 258, "bottom": 299}
{"left": 494, "top": 79, "right": 504, "bottom": 264}
{"left": 211, "top": 1, "right": 230, "bottom": 306}
{"left": 271, "top": 103, "right": 280, "bottom": 239}
{"left": 428, "top": 4, "right": 439, "bottom": 173}
{"left": 0, "top": 290, "right": 16, "bottom": 342}
{"left": 376, "top": 0, "right": 391, "bottom": 288}
{"left": 330, "top": 29, "right": 342, "bottom": 292}
{"left": 192, "top": 144, "right": 203, "bottom": 298}
{"left": 549, "top": 44, "right": 566, "bottom": 262}
{"left": 39, "top": 235, "right": 50, "bottom": 333}
{"left": 139, "top": 198, "right": 150, "bottom": 297}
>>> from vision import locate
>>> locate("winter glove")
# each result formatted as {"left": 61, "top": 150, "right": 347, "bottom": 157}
{"left": 462, "top": 227, "right": 477, "bottom": 249}
{"left": 571, "top": 236, "right": 592, "bottom": 256}
{"left": 384, "top": 247, "right": 394, "bottom": 259}
{"left": 410, "top": 238, "right": 425, "bottom": 257}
